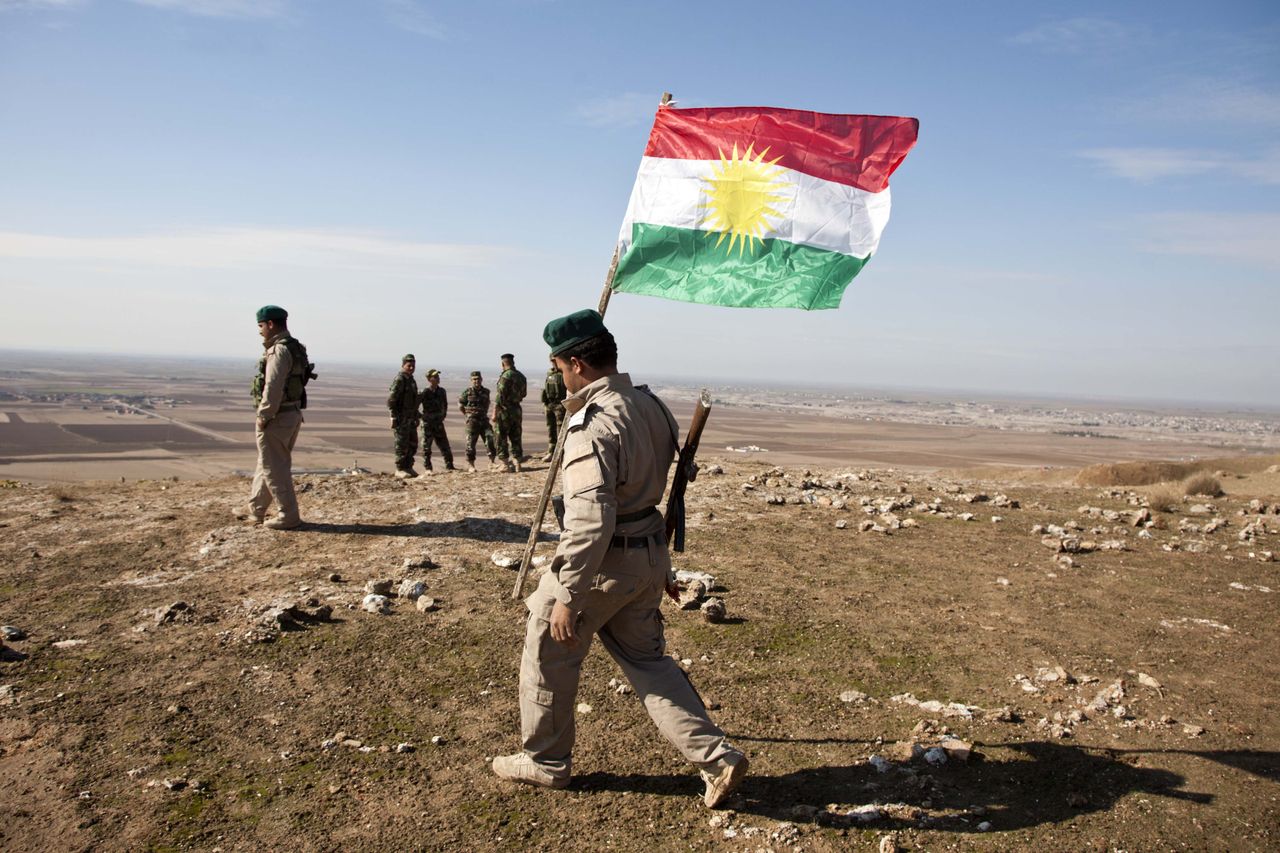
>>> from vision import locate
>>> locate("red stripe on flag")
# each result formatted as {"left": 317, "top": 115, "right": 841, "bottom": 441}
{"left": 644, "top": 106, "right": 918, "bottom": 193}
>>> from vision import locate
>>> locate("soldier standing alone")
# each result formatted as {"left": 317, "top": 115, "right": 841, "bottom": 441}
{"left": 248, "top": 305, "right": 310, "bottom": 530}
{"left": 540, "top": 353, "right": 566, "bottom": 461}
{"left": 494, "top": 353, "right": 528, "bottom": 472}
{"left": 419, "top": 368, "right": 455, "bottom": 473}
{"left": 491, "top": 309, "right": 748, "bottom": 808}
{"left": 388, "top": 354, "right": 419, "bottom": 478}
{"left": 458, "top": 370, "right": 497, "bottom": 473}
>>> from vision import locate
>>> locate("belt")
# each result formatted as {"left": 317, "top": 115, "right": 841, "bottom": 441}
{"left": 610, "top": 533, "right": 661, "bottom": 549}
{"left": 616, "top": 506, "right": 658, "bottom": 524}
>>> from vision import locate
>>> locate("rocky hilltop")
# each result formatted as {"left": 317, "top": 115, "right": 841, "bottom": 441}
{"left": 1, "top": 457, "right": 1278, "bottom": 851}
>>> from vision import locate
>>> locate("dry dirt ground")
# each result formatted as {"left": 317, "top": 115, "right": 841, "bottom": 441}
{"left": 1, "top": 455, "right": 1278, "bottom": 852}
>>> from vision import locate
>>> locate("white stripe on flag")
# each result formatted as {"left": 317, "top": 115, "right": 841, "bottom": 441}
{"left": 618, "top": 156, "right": 892, "bottom": 259}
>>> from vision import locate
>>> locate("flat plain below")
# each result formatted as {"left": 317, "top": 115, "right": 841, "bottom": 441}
{"left": 3, "top": 353, "right": 1275, "bottom": 481}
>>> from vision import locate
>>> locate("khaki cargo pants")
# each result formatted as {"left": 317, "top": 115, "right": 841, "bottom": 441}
{"left": 250, "top": 409, "right": 302, "bottom": 523}
{"left": 518, "top": 540, "right": 734, "bottom": 778}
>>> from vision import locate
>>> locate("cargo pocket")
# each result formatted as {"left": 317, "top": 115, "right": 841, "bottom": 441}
{"left": 519, "top": 679, "right": 557, "bottom": 747}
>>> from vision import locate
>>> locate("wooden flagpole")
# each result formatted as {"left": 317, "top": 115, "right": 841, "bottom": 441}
{"left": 510, "top": 92, "right": 672, "bottom": 600}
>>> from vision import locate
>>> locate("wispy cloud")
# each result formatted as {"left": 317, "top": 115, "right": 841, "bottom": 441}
{"left": 1009, "top": 17, "right": 1137, "bottom": 55}
{"left": 1134, "top": 212, "right": 1280, "bottom": 269}
{"left": 0, "top": 228, "right": 515, "bottom": 275}
{"left": 1079, "top": 147, "right": 1280, "bottom": 185}
{"left": 381, "top": 0, "right": 446, "bottom": 38}
{"left": 574, "top": 92, "right": 665, "bottom": 128}
{"left": 127, "top": 0, "right": 288, "bottom": 19}
{"left": 1110, "top": 77, "right": 1280, "bottom": 127}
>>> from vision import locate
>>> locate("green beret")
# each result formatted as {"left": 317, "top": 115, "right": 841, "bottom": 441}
{"left": 543, "top": 309, "right": 607, "bottom": 356}
{"left": 402, "top": 353, "right": 416, "bottom": 363}
{"left": 470, "top": 370, "right": 482, "bottom": 379}
{"left": 256, "top": 305, "right": 288, "bottom": 323}
{"left": 426, "top": 369, "right": 440, "bottom": 378}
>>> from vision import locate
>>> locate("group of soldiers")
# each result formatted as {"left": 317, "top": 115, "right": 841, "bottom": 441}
{"left": 386, "top": 353, "right": 567, "bottom": 477}
{"left": 244, "top": 304, "right": 748, "bottom": 812}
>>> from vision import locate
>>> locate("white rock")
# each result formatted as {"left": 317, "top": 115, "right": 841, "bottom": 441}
{"left": 415, "top": 596, "right": 438, "bottom": 612}
{"left": 923, "top": 747, "right": 948, "bottom": 765}
{"left": 577, "top": 703, "right": 593, "bottom": 714}
{"left": 849, "top": 804, "right": 882, "bottom": 823}
{"left": 868, "top": 754, "right": 892, "bottom": 773}
{"left": 364, "top": 579, "right": 393, "bottom": 595}
{"left": 675, "top": 569, "right": 716, "bottom": 588}
{"left": 840, "top": 689, "right": 869, "bottom": 703}
{"left": 52, "top": 639, "right": 86, "bottom": 649}
{"left": 977, "top": 821, "right": 992, "bottom": 831}
{"left": 490, "top": 553, "right": 518, "bottom": 569}
{"left": 361, "top": 594, "right": 391, "bottom": 614}
{"left": 397, "top": 578, "right": 427, "bottom": 600}
{"left": 1137, "top": 672, "right": 1162, "bottom": 690}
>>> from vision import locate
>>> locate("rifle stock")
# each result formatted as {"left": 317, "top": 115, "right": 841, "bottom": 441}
{"left": 664, "top": 389, "right": 713, "bottom": 551}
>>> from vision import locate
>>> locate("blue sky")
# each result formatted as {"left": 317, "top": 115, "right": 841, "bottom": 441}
{"left": 1, "top": 0, "right": 1277, "bottom": 406}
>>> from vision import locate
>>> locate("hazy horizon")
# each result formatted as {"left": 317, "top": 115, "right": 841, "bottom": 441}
{"left": 3, "top": 346, "right": 1278, "bottom": 415}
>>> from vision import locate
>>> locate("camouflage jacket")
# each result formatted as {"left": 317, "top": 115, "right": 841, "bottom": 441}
{"left": 541, "top": 368, "right": 566, "bottom": 408}
{"left": 419, "top": 385, "right": 448, "bottom": 422}
{"left": 458, "top": 386, "right": 491, "bottom": 421}
{"left": 387, "top": 372, "right": 419, "bottom": 421}
{"left": 496, "top": 368, "right": 527, "bottom": 410}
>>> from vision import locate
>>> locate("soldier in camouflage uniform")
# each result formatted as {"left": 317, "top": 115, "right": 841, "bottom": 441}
{"left": 419, "top": 368, "right": 455, "bottom": 473}
{"left": 387, "top": 354, "right": 419, "bottom": 478}
{"left": 540, "top": 354, "right": 566, "bottom": 461}
{"left": 458, "top": 370, "right": 497, "bottom": 473}
{"left": 494, "top": 353, "right": 528, "bottom": 472}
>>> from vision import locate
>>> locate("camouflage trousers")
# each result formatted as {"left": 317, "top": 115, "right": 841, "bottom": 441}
{"left": 393, "top": 418, "right": 419, "bottom": 471}
{"left": 421, "top": 418, "right": 454, "bottom": 470}
{"left": 464, "top": 417, "right": 497, "bottom": 463}
{"left": 494, "top": 405, "right": 523, "bottom": 462}
{"left": 544, "top": 404, "right": 565, "bottom": 453}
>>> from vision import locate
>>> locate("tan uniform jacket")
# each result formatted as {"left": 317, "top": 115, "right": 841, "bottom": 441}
{"left": 551, "top": 373, "right": 679, "bottom": 612}
{"left": 257, "top": 332, "right": 294, "bottom": 421}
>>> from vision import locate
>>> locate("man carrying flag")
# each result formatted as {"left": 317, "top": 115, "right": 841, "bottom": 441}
{"left": 501, "top": 100, "right": 917, "bottom": 806}
{"left": 493, "top": 309, "right": 749, "bottom": 808}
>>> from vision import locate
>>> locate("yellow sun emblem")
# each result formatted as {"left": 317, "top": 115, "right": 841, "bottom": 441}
{"left": 701, "top": 142, "right": 788, "bottom": 255}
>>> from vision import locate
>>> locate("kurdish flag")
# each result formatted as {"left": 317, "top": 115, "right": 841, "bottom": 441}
{"left": 612, "top": 105, "right": 919, "bottom": 310}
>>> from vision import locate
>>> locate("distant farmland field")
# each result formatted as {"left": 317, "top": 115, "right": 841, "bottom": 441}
{"left": 61, "top": 423, "right": 222, "bottom": 444}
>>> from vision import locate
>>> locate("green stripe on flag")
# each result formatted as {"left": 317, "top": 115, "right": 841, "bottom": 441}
{"left": 613, "top": 223, "right": 868, "bottom": 310}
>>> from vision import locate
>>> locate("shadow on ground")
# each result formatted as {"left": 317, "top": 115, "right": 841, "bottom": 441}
{"left": 575, "top": 740, "right": 1224, "bottom": 833}
{"left": 302, "top": 516, "right": 557, "bottom": 543}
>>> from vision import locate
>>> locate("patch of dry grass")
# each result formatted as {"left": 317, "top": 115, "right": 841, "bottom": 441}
{"left": 1182, "top": 472, "right": 1224, "bottom": 498}
{"left": 1147, "top": 484, "right": 1183, "bottom": 513}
